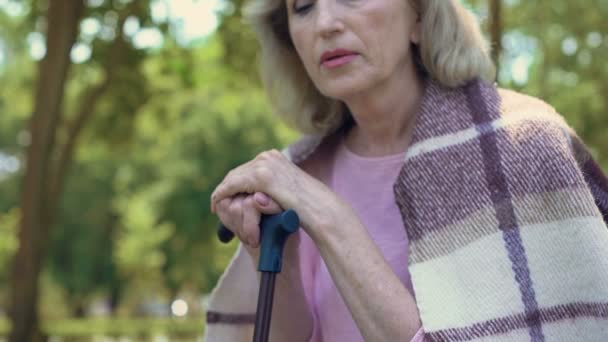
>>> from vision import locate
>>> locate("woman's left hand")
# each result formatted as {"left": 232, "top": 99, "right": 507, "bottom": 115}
{"left": 211, "top": 149, "right": 347, "bottom": 237}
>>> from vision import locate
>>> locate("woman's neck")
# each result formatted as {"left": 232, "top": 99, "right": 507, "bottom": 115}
{"left": 342, "top": 73, "right": 426, "bottom": 158}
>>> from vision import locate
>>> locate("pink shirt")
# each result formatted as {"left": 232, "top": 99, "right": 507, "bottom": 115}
{"left": 299, "top": 136, "right": 425, "bottom": 341}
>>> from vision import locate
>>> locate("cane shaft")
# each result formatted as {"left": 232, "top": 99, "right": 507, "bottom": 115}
{"left": 253, "top": 272, "right": 276, "bottom": 342}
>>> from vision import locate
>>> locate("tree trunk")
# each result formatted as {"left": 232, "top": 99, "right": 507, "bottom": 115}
{"left": 9, "top": 1, "right": 84, "bottom": 341}
{"left": 9, "top": 1, "right": 136, "bottom": 337}
{"left": 489, "top": 0, "right": 503, "bottom": 78}
{"left": 109, "top": 282, "right": 122, "bottom": 314}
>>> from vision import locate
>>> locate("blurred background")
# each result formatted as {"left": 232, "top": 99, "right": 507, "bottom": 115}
{"left": 0, "top": 0, "right": 605, "bottom": 341}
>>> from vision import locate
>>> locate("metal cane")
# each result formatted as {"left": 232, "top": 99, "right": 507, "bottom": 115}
{"left": 217, "top": 209, "right": 300, "bottom": 342}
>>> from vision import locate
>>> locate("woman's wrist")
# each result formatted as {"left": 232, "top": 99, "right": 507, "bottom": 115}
{"left": 306, "top": 201, "right": 360, "bottom": 251}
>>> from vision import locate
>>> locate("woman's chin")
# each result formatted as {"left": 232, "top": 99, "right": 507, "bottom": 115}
{"left": 319, "top": 83, "right": 369, "bottom": 102}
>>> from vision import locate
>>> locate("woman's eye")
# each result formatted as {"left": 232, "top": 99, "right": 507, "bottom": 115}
{"left": 294, "top": 2, "right": 313, "bottom": 14}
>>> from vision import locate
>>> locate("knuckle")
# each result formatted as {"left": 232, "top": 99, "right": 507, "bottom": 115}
{"left": 257, "top": 149, "right": 282, "bottom": 161}
{"left": 254, "top": 166, "right": 273, "bottom": 184}
{"left": 256, "top": 151, "right": 270, "bottom": 161}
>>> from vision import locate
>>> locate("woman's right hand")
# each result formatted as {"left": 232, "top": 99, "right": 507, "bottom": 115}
{"left": 216, "top": 192, "right": 312, "bottom": 340}
{"left": 216, "top": 192, "right": 299, "bottom": 264}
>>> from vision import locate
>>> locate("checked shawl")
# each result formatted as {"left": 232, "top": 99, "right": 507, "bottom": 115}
{"left": 204, "top": 79, "right": 608, "bottom": 341}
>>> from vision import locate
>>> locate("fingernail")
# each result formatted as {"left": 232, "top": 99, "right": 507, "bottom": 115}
{"left": 255, "top": 192, "right": 270, "bottom": 206}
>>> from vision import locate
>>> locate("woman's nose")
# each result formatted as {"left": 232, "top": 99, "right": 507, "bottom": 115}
{"left": 315, "top": 1, "right": 344, "bottom": 38}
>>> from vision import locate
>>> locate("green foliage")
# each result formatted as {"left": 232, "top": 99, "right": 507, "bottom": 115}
{"left": 0, "top": 317, "right": 205, "bottom": 337}
{"left": 499, "top": 1, "right": 608, "bottom": 167}
{"left": 216, "top": 0, "right": 261, "bottom": 83}
{"left": 120, "top": 36, "right": 295, "bottom": 295}
{"left": 0, "top": 208, "right": 18, "bottom": 311}
{"left": 0, "top": 208, "right": 19, "bottom": 279}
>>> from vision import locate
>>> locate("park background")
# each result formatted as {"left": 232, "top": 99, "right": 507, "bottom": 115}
{"left": 0, "top": 0, "right": 606, "bottom": 341}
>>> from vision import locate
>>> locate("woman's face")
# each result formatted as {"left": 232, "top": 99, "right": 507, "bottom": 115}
{"left": 286, "top": 0, "right": 421, "bottom": 100}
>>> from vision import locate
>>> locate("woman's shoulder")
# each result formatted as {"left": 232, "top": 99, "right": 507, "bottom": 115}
{"left": 493, "top": 86, "right": 608, "bottom": 225}
{"left": 492, "top": 86, "right": 581, "bottom": 157}
{"left": 496, "top": 86, "right": 570, "bottom": 131}
{"left": 490, "top": 86, "right": 603, "bottom": 198}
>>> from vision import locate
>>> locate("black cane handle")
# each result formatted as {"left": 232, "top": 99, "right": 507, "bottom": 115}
{"left": 217, "top": 223, "right": 235, "bottom": 243}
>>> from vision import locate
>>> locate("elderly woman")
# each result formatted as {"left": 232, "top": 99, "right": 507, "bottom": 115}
{"left": 205, "top": 0, "right": 608, "bottom": 340}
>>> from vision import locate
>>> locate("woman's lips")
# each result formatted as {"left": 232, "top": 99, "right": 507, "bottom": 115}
{"left": 322, "top": 54, "right": 358, "bottom": 69}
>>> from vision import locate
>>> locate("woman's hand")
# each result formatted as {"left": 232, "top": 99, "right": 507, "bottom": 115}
{"left": 215, "top": 192, "right": 283, "bottom": 258}
{"left": 211, "top": 149, "right": 350, "bottom": 239}
{"left": 216, "top": 191, "right": 313, "bottom": 341}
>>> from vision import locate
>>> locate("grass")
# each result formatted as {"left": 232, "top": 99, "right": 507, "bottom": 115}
{"left": 0, "top": 317, "right": 205, "bottom": 337}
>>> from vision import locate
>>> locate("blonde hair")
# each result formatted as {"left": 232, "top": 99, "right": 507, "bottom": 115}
{"left": 243, "top": 0, "right": 496, "bottom": 135}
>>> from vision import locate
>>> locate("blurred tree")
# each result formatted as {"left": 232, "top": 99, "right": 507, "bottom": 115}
{"left": 2, "top": 0, "right": 294, "bottom": 330}
{"left": 0, "top": 208, "right": 19, "bottom": 304}
{"left": 499, "top": 0, "right": 608, "bottom": 167}
{"left": 216, "top": 0, "right": 260, "bottom": 84}
{"left": 45, "top": 0, "right": 161, "bottom": 318}
{"left": 489, "top": 0, "right": 503, "bottom": 73}
{"left": 10, "top": 1, "right": 85, "bottom": 340}
{"left": 112, "top": 37, "right": 293, "bottom": 299}
{"left": 8, "top": 0, "right": 157, "bottom": 340}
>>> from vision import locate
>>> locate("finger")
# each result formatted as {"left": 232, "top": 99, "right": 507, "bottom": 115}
{"left": 216, "top": 196, "right": 244, "bottom": 236}
{"left": 219, "top": 175, "right": 256, "bottom": 200}
{"left": 211, "top": 157, "right": 261, "bottom": 213}
{"left": 216, "top": 198, "right": 236, "bottom": 233}
{"left": 242, "top": 196, "right": 261, "bottom": 248}
{"left": 211, "top": 172, "right": 256, "bottom": 213}
{"left": 253, "top": 192, "right": 283, "bottom": 215}
{"left": 211, "top": 155, "right": 278, "bottom": 213}
{"left": 227, "top": 195, "right": 247, "bottom": 242}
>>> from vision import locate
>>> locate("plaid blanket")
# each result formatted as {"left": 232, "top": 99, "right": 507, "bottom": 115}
{"left": 205, "top": 79, "right": 608, "bottom": 341}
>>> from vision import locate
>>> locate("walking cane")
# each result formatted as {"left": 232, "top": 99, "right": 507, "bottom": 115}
{"left": 217, "top": 209, "right": 300, "bottom": 342}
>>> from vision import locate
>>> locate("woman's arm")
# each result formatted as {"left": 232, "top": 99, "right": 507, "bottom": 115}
{"left": 211, "top": 150, "right": 423, "bottom": 340}
{"left": 308, "top": 209, "right": 422, "bottom": 341}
